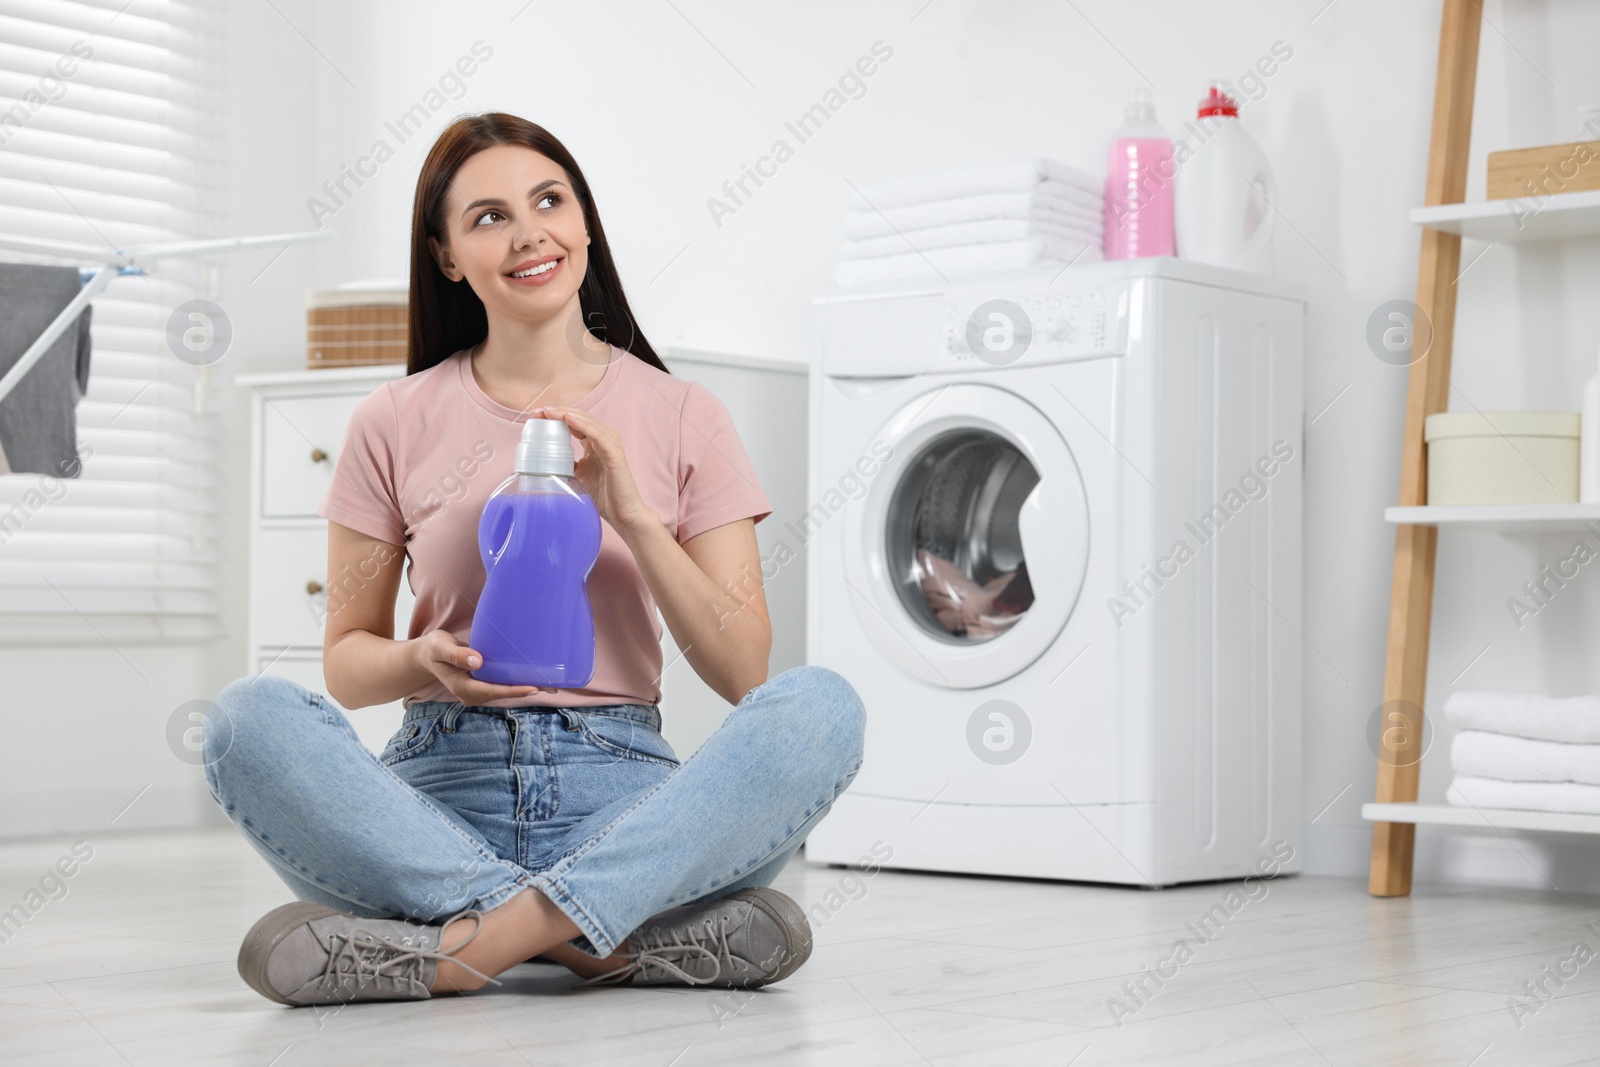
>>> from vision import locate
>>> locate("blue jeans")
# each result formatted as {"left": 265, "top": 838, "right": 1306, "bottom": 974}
{"left": 202, "top": 665, "right": 865, "bottom": 958}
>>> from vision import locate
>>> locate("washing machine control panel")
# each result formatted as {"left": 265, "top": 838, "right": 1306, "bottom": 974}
{"left": 938, "top": 285, "right": 1127, "bottom": 369}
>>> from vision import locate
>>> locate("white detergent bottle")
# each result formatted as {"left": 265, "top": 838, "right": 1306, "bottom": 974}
{"left": 1582, "top": 344, "right": 1600, "bottom": 503}
{"left": 1174, "top": 80, "right": 1276, "bottom": 274}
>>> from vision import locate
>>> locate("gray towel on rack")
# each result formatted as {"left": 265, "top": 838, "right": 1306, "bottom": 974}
{"left": 0, "top": 264, "right": 92, "bottom": 478}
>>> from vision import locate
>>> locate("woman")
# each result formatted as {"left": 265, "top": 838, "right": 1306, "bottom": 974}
{"left": 205, "top": 113, "right": 866, "bottom": 1007}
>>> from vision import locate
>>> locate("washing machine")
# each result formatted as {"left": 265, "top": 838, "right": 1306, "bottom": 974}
{"left": 802, "top": 257, "right": 1305, "bottom": 887}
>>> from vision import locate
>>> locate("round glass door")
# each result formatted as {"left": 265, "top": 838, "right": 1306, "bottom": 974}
{"left": 888, "top": 429, "right": 1037, "bottom": 644}
{"left": 843, "top": 383, "right": 1090, "bottom": 689}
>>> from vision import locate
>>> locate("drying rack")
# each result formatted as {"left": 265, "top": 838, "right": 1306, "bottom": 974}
{"left": 0, "top": 229, "right": 336, "bottom": 407}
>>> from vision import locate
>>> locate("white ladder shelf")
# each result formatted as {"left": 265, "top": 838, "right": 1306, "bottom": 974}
{"left": 1367, "top": 2, "right": 1600, "bottom": 890}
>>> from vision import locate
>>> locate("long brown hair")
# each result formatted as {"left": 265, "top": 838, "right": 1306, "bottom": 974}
{"left": 406, "top": 113, "right": 669, "bottom": 377}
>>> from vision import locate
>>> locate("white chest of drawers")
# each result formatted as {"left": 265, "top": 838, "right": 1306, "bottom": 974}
{"left": 237, "top": 364, "right": 414, "bottom": 754}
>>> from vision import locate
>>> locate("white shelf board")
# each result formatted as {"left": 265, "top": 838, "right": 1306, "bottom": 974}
{"left": 1365, "top": 801, "right": 1600, "bottom": 835}
{"left": 1411, "top": 189, "right": 1600, "bottom": 243}
{"left": 1385, "top": 503, "right": 1600, "bottom": 531}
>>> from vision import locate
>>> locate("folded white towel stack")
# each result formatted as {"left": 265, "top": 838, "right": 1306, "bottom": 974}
{"left": 1442, "top": 692, "right": 1600, "bottom": 815}
{"left": 1447, "top": 776, "right": 1600, "bottom": 817}
{"left": 835, "top": 157, "right": 1104, "bottom": 289}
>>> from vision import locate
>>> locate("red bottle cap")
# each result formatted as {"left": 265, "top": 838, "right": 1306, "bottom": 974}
{"left": 1197, "top": 82, "right": 1239, "bottom": 118}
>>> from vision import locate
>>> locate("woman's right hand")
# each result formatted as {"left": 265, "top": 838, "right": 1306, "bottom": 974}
{"left": 412, "top": 629, "right": 556, "bottom": 706}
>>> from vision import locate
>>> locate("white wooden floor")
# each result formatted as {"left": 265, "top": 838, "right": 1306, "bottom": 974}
{"left": 2, "top": 827, "right": 1598, "bottom": 1065}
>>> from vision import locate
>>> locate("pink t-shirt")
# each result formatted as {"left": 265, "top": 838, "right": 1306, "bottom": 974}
{"left": 317, "top": 345, "right": 773, "bottom": 710}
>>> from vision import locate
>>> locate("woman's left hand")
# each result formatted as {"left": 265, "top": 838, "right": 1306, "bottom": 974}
{"left": 531, "top": 405, "right": 655, "bottom": 534}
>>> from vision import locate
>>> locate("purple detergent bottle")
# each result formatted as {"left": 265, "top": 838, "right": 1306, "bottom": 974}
{"left": 469, "top": 417, "right": 601, "bottom": 688}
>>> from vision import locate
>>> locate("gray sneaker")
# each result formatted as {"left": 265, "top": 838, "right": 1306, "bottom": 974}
{"left": 576, "top": 887, "right": 812, "bottom": 989}
{"left": 237, "top": 900, "right": 503, "bottom": 1006}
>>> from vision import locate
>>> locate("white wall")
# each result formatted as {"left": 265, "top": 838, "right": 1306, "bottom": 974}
{"left": 657, "top": 352, "right": 809, "bottom": 757}
{"left": 12, "top": 0, "right": 1600, "bottom": 896}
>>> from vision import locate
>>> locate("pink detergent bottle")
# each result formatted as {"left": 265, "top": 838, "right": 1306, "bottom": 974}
{"left": 1103, "top": 87, "right": 1175, "bottom": 259}
{"left": 469, "top": 417, "right": 601, "bottom": 688}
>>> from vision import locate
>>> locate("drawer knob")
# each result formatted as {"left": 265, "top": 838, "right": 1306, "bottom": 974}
{"left": 310, "top": 447, "right": 329, "bottom": 463}
{"left": 306, "top": 579, "right": 324, "bottom": 595}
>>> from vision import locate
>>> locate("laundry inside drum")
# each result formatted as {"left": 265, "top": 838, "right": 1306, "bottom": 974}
{"left": 885, "top": 428, "right": 1037, "bottom": 643}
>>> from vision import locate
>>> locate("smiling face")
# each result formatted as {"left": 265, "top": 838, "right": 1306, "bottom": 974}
{"left": 427, "top": 143, "right": 591, "bottom": 328}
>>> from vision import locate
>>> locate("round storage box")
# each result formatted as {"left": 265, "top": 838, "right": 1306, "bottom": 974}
{"left": 1424, "top": 410, "right": 1580, "bottom": 505}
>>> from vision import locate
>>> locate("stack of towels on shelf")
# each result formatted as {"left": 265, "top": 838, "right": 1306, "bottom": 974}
{"left": 834, "top": 157, "right": 1104, "bottom": 289}
{"left": 1445, "top": 692, "right": 1600, "bottom": 815}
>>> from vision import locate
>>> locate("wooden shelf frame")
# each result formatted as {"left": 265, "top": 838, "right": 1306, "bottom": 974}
{"left": 1366, "top": 3, "right": 1600, "bottom": 891}
{"left": 1369, "top": 0, "right": 1484, "bottom": 897}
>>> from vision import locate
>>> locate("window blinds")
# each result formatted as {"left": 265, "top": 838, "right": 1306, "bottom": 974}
{"left": 0, "top": 0, "right": 226, "bottom": 644}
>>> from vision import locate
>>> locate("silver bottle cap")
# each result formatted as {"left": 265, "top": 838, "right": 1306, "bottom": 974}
{"left": 515, "top": 417, "right": 575, "bottom": 477}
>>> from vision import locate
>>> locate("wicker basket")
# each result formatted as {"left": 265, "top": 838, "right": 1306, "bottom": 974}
{"left": 307, "top": 286, "right": 407, "bottom": 369}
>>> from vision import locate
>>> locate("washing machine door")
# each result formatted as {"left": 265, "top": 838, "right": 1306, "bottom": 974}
{"left": 843, "top": 383, "right": 1090, "bottom": 688}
